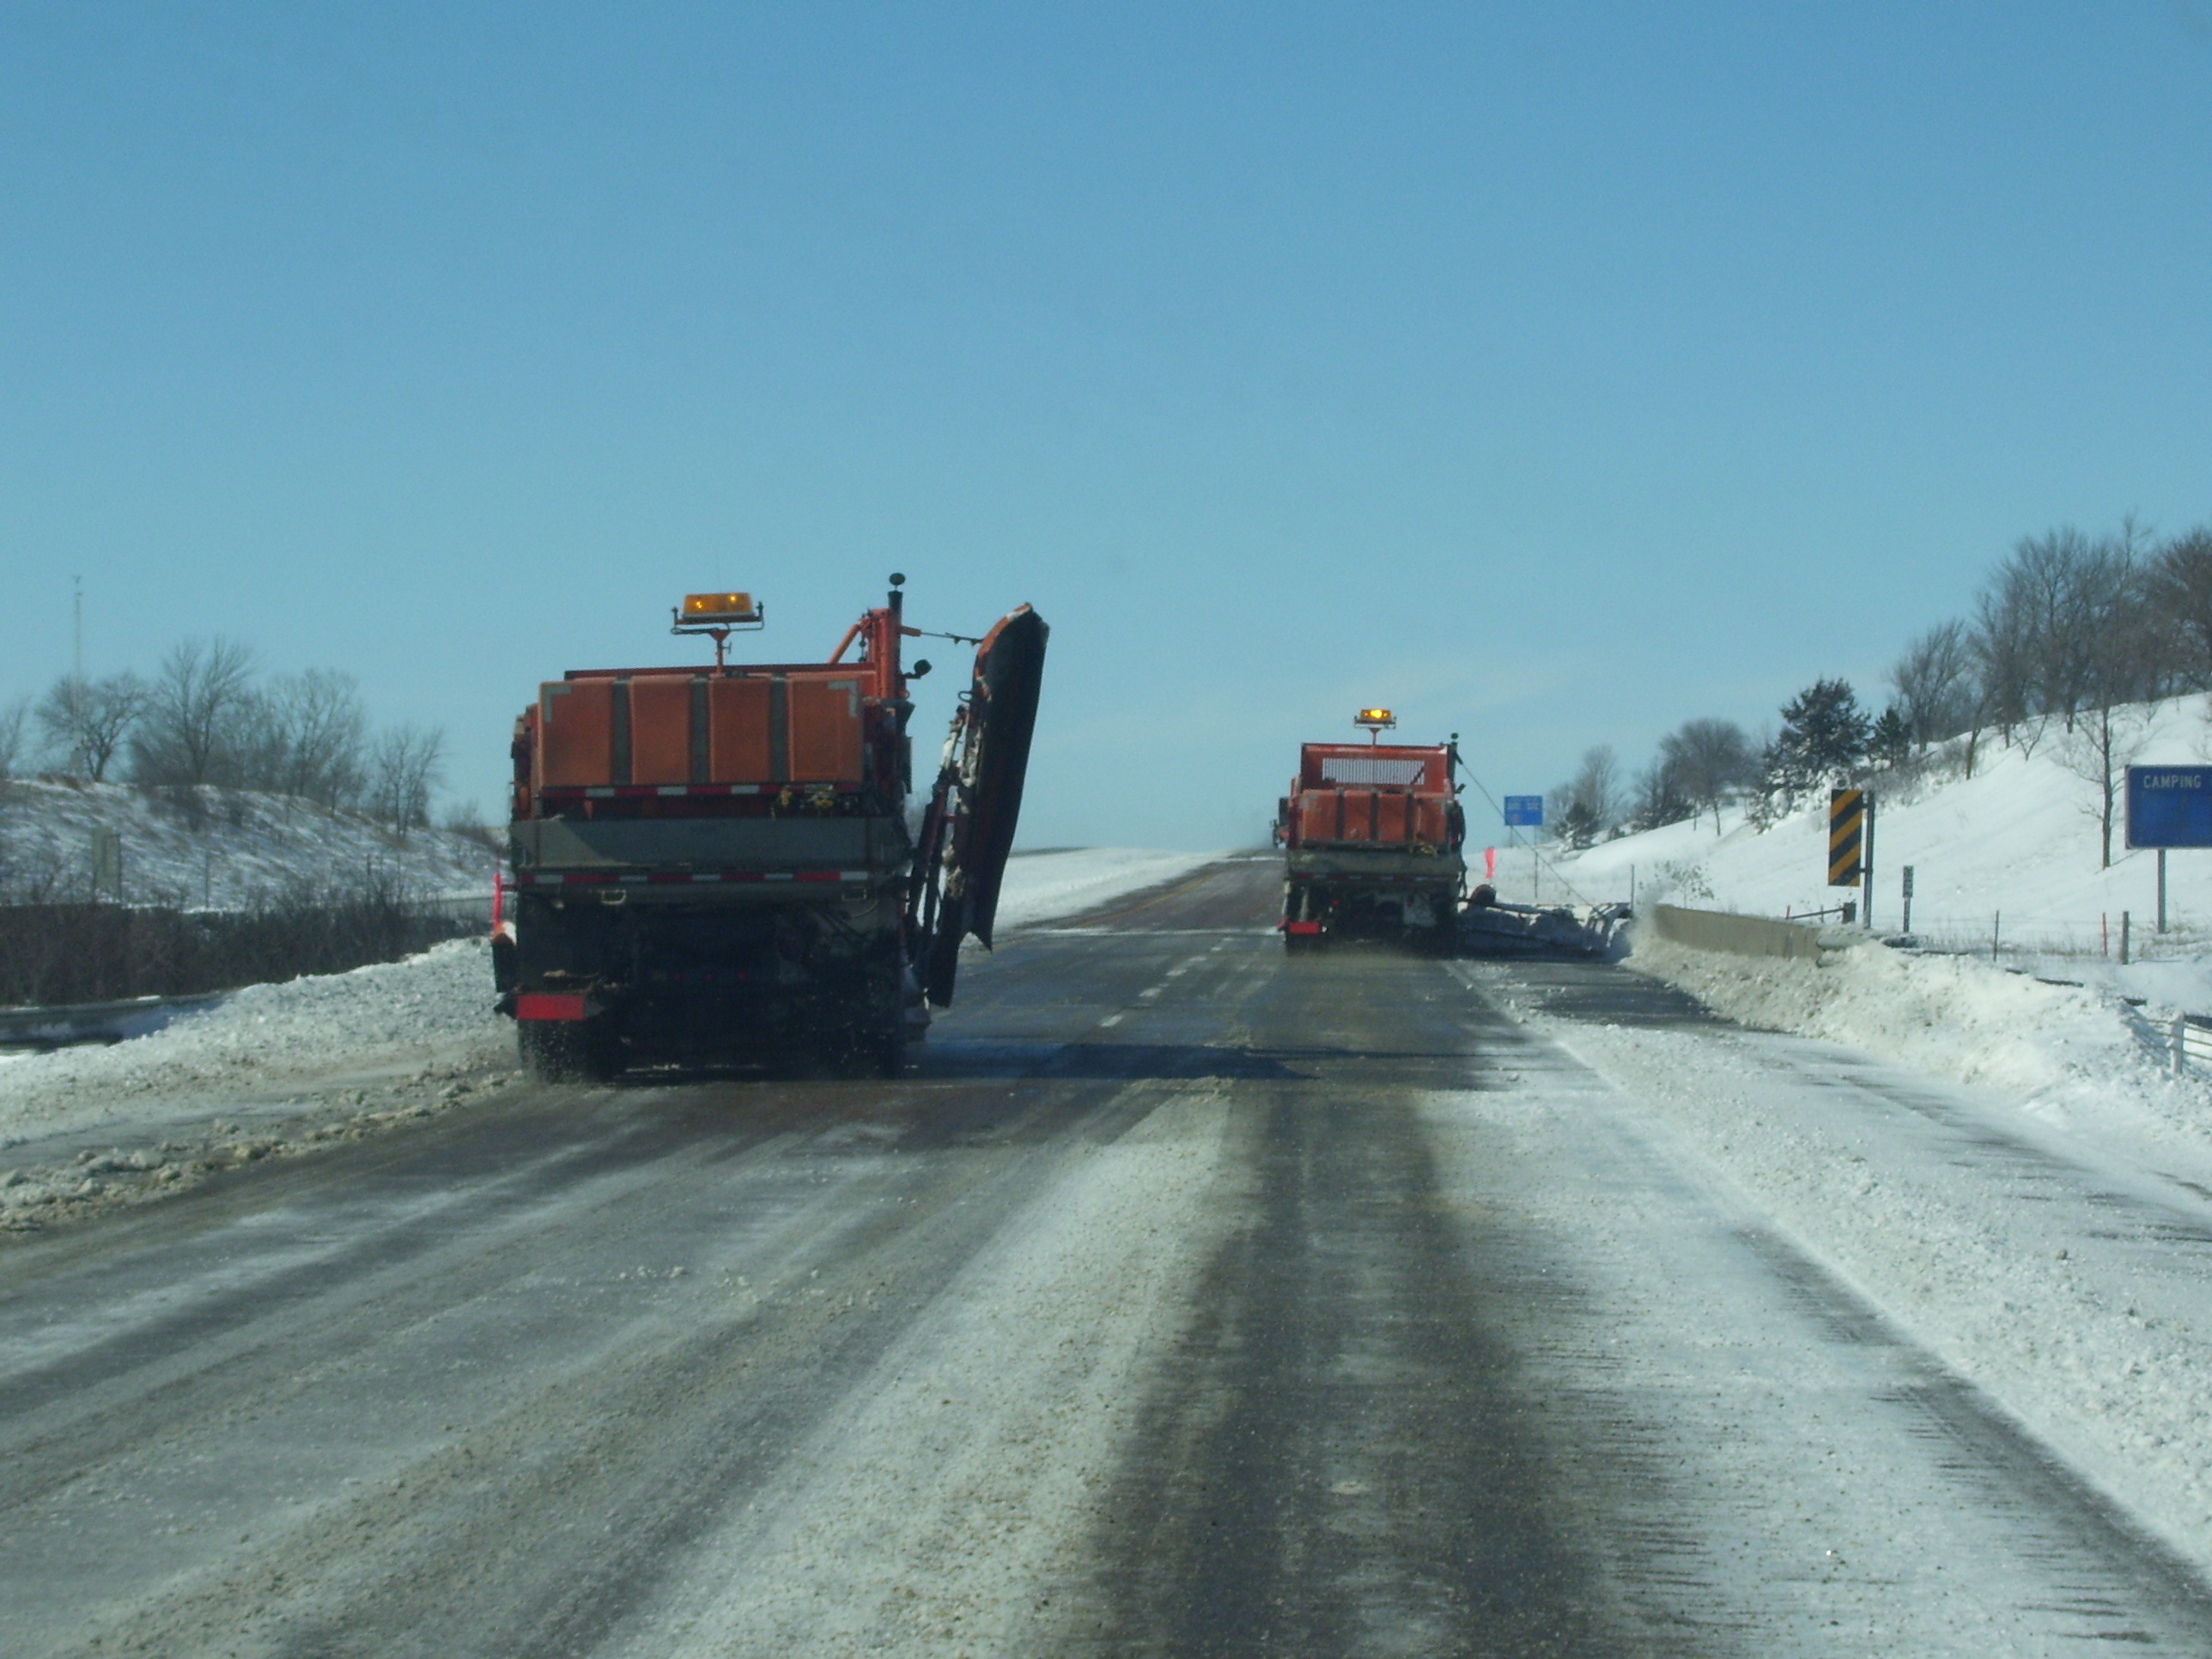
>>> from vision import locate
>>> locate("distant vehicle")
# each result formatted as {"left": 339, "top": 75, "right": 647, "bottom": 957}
{"left": 1275, "top": 709, "right": 1465, "bottom": 952}
{"left": 493, "top": 577, "right": 1047, "bottom": 1079}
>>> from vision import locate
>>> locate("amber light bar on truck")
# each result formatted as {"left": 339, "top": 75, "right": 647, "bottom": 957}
{"left": 677, "top": 592, "right": 763, "bottom": 625}
{"left": 669, "top": 591, "right": 767, "bottom": 665}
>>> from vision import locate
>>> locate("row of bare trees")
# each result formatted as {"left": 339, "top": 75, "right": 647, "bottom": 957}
{"left": 1549, "top": 519, "right": 2211, "bottom": 862}
{"left": 0, "top": 638, "right": 446, "bottom": 833}
{"left": 1892, "top": 519, "right": 2201, "bottom": 755}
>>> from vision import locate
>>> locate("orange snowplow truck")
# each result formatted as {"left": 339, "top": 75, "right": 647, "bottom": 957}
{"left": 494, "top": 577, "right": 1047, "bottom": 1079}
{"left": 1276, "top": 720, "right": 1465, "bottom": 952}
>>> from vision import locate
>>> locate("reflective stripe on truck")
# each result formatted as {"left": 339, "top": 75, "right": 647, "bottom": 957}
{"left": 524, "top": 870, "right": 872, "bottom": 885}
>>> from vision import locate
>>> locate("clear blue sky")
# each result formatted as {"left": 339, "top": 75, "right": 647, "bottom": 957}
{"left": 4, "top": 3, "right": 2209, "bottom": 848}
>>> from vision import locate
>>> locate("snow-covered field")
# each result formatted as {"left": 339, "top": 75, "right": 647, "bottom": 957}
{"left": 993, "top": 847, "right": 1221, "bottom": 931}
{"left": 0, "top": 778, "right": 494, "bottom": 906}
{"left": 0, "top": 848, "right": 1221, "bottom": 1232}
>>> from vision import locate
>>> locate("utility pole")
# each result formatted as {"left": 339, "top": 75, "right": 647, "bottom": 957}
{"left": 73, "top": 574, "right": 83, "bottom": 683}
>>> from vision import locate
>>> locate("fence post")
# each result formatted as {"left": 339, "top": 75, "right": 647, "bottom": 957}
{"left": 2176, "top": 1015, "right": 2190, "bottom": 1078}
{"left": 1991, "top": 910, "right": 2001, "bottom": 963}
{"left": 2121, "top": 911, "right": 2130, "bottom": 966}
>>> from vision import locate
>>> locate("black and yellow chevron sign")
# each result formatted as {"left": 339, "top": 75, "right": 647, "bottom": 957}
{"left": 1828, "top": 788, "right": 1866, "bottom": 886}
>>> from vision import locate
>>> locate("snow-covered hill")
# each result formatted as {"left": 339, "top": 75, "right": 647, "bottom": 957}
{"left": 1546, "top": 695, "right": 2212, "bottom": 957}
{"left": 1533, "top": 696, "right": 2212, "bottom": 1169}
{"left": 0, "top": 779, "right": 495, "bottom": 908}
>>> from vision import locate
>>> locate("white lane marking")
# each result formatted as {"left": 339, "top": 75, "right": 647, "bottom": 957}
{"left": 1097, "top": 1014, "right": 1123, "bottom": 1028}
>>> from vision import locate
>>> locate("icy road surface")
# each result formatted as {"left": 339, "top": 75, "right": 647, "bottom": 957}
{"left": 5, "top": 862, "right": 2212, "bottom": 1655}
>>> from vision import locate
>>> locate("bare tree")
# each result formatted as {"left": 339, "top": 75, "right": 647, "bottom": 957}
{"left": 0, "top": 696, "right": 28, "bottom": 780}
{"left": 263, "top": 669, "right": 369, "bottom": 806}
{"left": 2149, "top": 526, "right": 2212, "bottom": 690}
{"left": 131, "top": 638, "right": 260, "bottom": 786}
{"left": 1972, "top": 576, "right": 2035, "bottom": 748}
{"left": 367, "top": 724, "right": 446, "bottom": 835}
{"left": 2056, "top": 701, "right": 2152, "bottom": 870}
{"left": 34, "top": 672, "right": 148, "bottom": 781}
{"left": 1629, "top": 753, "right": 1693, "bottom": 831}
{"left": 1660, "top": 718, "right": 1756, "bottom": 832}
{"left": 1888, "top": 620, "right": 1976, "bottom": 749}
{"left": 1549, "top": 744, "right": 1621, "bottom": 848}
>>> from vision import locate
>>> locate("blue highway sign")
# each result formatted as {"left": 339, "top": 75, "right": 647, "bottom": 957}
{"left": 2127, "top": 766, "right": 2212, "bottom": 848}
{"left": 1503, "top": 795, "right": 1544, "bottom": 828}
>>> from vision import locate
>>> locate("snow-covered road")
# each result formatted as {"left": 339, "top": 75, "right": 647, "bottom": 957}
{"left": 4, "top": 862, "right": 2212, "bottom": 1654}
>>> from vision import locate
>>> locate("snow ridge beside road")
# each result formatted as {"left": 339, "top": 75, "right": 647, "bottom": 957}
{"left": 1627, "top": 928, "right": 2212, "bottom": 1158}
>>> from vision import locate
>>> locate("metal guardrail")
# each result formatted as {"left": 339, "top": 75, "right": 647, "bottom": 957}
{"left": 0, "top": 990, "right": 228, "bottom": 1048}
{"left": 2168, "top": 1014, "right": 2212, "bottom": 1077}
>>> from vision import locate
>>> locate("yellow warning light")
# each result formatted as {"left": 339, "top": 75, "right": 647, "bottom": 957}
{"left": 678, "top": 592, "right": 761, "bottom": 625}
{"left": 1355, "top": 707, "right": 1396, "bottom": 731}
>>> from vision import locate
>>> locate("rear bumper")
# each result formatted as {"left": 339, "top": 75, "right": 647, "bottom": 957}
{"left": 515, "top": 992, "right": 594, "bottom": 1022}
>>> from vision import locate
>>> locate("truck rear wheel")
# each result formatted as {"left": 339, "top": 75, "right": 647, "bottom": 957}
{"left": 872, "top": 1021, "right": 908, "bottom": 1078}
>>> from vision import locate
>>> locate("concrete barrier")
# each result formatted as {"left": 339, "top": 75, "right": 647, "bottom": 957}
{"left": 1645, "top": 903, "right": 1824, "bottom": 962}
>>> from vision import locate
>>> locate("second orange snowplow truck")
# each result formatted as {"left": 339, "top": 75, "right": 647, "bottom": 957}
{"left": 495, "top": 576, "right": 1047, "bottom": 1079}
{"left": 1276, "top": 717, "right": 1465, "bottom": 952}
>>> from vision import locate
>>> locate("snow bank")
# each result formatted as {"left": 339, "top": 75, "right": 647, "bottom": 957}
{"left": 1627, "top": 927, "right": 2212, "bottom": 1161}
{"left": 0, "top": 939, "right": 506, "bottom": 1139}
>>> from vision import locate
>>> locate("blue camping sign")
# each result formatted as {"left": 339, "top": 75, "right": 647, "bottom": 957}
{"left": 2126, "top": 766, "right": 2212, "bottom": 849}
{"left": 1503, "top": 795, "right": 1544, "bottom": 828}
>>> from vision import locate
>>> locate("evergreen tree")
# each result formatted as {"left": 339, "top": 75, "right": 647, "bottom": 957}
{"left": 1868, "top": 705, "right": 1911, "bottom": 769}
{"left": 1771, "top": 678, "right": 1869, "bottom": 788}
{"left": 1556, "top": 798, "right": 1603, "bottom": 849}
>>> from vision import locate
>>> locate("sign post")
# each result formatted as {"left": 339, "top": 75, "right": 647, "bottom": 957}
{"left": 2127, "top": 768, "right": 2212, "bottom": 937}
{"left": 1503, "top": 796, "right": 1543, "bottom": 903}
{"left": 89, "top": 829, "right": 122, "bottom": 903}
{"left": 1901, "top": 865, "right": 1915, "bottom": 935}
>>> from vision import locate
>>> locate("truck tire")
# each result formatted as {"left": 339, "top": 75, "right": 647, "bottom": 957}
{"left": 872, "top": 1020, "right": 908, "bottom": 1078}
